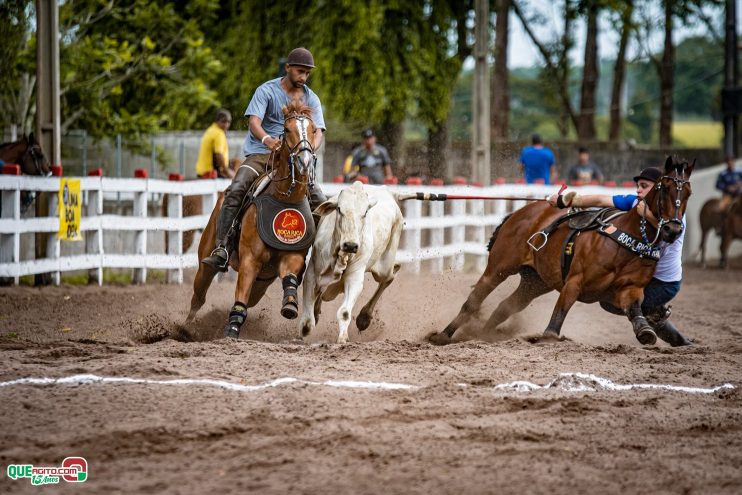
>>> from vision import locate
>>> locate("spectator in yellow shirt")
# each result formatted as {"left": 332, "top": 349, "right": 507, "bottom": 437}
{"left": 196, "top": 109, "right": 233, "bottom": 179}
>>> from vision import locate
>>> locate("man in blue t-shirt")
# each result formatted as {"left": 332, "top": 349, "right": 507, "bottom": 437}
{"left": 547, "top": 166, "right": 692, "bottom": 347}
{"left": 519, "top": 134, "right": 555, "bottom": 184}
{"left": 203, "top": 47, "right": 327, "bottom": 272}
{"left": 716, "top": 155, "right": 742, "bottom": 210}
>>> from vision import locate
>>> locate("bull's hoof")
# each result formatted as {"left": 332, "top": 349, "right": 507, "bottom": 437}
{"left": 541, "top": 330, "right": 561, "bottom": 341}
{"left": 356, "top": 312, "right": 372, "bottom": 331}
{"left": 223, "top": 324, "right": 240, "bottom": 339}
{"left": 635, "top": 327, "right": 657, "bottom": 346}
{"left": 428, "top": 332, "right": 452, "bottom": 346}
{"left": 281, "top": 301, "right": 299, "bottom": 320}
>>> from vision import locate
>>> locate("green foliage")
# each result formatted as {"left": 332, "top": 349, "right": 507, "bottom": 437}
{"left": 59, "top": 0, "right": 222, "bottom": 139}
{"left": 0, "top": 0, "right": 35, "bottom": 133}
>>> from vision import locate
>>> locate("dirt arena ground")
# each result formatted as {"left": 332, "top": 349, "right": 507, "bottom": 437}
{"left": 1, "top": 259, "right": 741, "bottom": 494}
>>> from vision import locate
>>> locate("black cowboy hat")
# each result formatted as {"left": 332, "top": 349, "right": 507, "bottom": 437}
{"left": 361, "top": 128, "right": 375, "bottom": 138}
{"left": 633, "top": 167, "right": 662, "bottom": 183}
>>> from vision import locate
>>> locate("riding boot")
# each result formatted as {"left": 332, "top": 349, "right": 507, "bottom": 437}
{"left": 202, "top": 166, "right": 259, "bottom": 272}
{"left": 652, "top": 319, "right": 693, "bottom": 347}
{"left": 308, "top": 182, "right": 328, "bottom": 210}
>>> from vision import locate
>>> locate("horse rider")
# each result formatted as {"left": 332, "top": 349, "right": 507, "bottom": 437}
{"left": 548, "top": 166, "right": 692, "bottom": 346}
{"left": 202, "top": 47, "right": 327, "bottom": 272}
{"left": 196, "top": 108, "right": 233, "bottom": 179}
{"left": 716, "top": 155, "right": 742, "bottom": 211}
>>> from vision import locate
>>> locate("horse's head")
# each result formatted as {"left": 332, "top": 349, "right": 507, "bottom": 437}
{"left": 649, "top": 156, "right": 694, "bottom": 243}
{"left": 21, "top": 133, "right": 51, "bottom": 176}
{"left": 281, "top": 100, "right": 317, "bottom": 178}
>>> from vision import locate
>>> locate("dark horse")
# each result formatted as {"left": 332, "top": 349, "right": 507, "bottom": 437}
{"left": 186, "top": 100, "right": 317, "bottom": 338}
{"left": 0, "top": 134, "right": 52, "bottom": 210}
{"left": 698, "top": 197, "right": 742, "bottom": 268}
{"left": 429, "top": 156, "right": 693, "bottom": 346}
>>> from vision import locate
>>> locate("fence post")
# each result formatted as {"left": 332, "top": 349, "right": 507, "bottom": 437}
{"left": 1, "top": 173, "right": 21, "bottom": 285}
{"left": 403, "top": 199, "right": 421, "bottom": 274}
{"left": 86, "top": 172, "right": 103, "bottom": 285}
{"left": 133, "top": 170, "right": 149, "bottom": 284}
{"left": 471, "top": 199, "right": 486, "bottom": 272}
{"left": 429, "top": 200, "right": 444, "bottom": 273}
{"left": 450, "top": 200, "right": 466, "bottom": 271}
{"left": 167, "top": 176, "right": 183, "bottom": 284}
{"left": 46, "top": 182, "right": 61, "bottom": 286}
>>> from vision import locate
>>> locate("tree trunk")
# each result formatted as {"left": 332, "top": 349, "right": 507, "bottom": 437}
{"left": 491, "top": 0, "right": 510, "bottom": 141}
{"left": 578, "top": 1, "right": 599, "bottom": 141}
{"left": 427, "top": 120, "right": 448, "bottom": 179}
{"left": 378, "top": 120, "right": 404, "bottom": 175}
{"left": 609, "top": 1, "right": 633, "bottom": 142}
{"left": 558, "top": 0, "right": 575, "bottom": 137}
{"left": 659, "top": 0, "right": 674, "bottom": 147}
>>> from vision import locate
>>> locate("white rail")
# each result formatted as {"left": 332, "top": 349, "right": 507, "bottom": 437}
{"left": 0, "top": 175, "right": 631, "bottom": 284}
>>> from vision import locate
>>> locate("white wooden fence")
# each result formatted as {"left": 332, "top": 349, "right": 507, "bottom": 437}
{"left": 0, "top": 175, "right": 631, "bottom": 285}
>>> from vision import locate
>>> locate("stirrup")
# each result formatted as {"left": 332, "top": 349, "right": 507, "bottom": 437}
{"left": 202, "top": 246, "right": 229, "bottom": 272}
{"left": 527, "top": 231, "right": 548, "bottom": 251}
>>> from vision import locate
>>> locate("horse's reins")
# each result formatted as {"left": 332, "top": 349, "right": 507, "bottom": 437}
{"left": 267, "top": 113, "right": 317, "bottom": 198}
{"left": 23, "top": 144, "right": 49, "bottom": 176}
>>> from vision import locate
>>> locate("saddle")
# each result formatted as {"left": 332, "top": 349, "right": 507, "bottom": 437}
{"left": 527, "top": 207, "right": 626, "bottom": 283}
{"left": 227, "top": 172, "right": 316, "bottom": 254}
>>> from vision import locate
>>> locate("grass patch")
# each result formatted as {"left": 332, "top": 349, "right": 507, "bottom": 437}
{"left": 673, "top": 121, "right": 723, "bottom": 148}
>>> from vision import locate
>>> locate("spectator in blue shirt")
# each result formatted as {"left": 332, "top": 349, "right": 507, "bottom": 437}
{"left": 547, "top": 166, "right": 691, "bottom": 347}
{"left": 716, "top": 155, "right": 742, "bottom": 210}
{"left": 519, "top": 133, "right": 556, "bottom": 184}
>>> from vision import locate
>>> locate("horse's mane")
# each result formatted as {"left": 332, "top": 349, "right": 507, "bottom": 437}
{"left": 487, "top": 212, "right": 515, "bottom": 252}
{"left": 284, "top": 99, "right": 313, "bottom": 117}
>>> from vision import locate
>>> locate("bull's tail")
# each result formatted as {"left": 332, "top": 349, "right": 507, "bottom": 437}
{"left": 487, "top": 213, "right": 514, "bottom": 252}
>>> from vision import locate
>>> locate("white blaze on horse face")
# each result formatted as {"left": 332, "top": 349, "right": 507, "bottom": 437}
{"left": 335, "top": 182, "right": 369, "bottom": 254}
{"left": 297, "top": 117, "right": 313, "bottom": 174}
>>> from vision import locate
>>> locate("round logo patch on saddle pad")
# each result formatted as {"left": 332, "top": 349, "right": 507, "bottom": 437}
{"left": 272, "top": 209, "right": 307, "bottom": 244}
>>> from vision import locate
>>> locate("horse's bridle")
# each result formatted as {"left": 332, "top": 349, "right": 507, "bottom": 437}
{"left": 23, "top": 143, "right": 50, "bottom": 176}
{"left": 268, "top": 113, "right": 317, "bottom": 197}
{"left": 639, "top": 166, "right": 689, "bottom": 246}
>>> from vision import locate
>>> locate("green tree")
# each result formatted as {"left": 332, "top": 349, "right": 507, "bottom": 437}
{"left": 0, "top": 0, "right": 35, "bottom": 136}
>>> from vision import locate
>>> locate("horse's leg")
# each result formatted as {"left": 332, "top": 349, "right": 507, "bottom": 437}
{"left": 429, "top": 264, "right": 512, "bottom": 345}
{"left": 483, "top": 266, "right": 551, "bottom": 332}
{"left": 226, "top": 252, "right": 263, "bottom": 338}
{"left": 719, "top": 228, "right": 732, "bottom": 269}
{"left": 278, "top": 252, "right": 306, "bottom": 320}
{"left": 541, "top": 276, "right": 583, "bottom": 340}
{"left": 699, "top": 228, "right": 708, "bottom": 268}
{"left": 335, "top": 268, "right": 366, "bottom": 344}
{"left": 186, "top": 200, "right": 221, "bottom": 323}
{"left": 617, "top": 288, "right": 657, "bottom": 345}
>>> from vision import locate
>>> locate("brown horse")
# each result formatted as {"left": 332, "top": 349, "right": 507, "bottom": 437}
{"left": 719, "top": 197, "right": 742, "bottom": 268}
{"left": 429, "top": 156, "right": 693, "bottom": 346}
{"left": 0, "top": 133, "right": 51, "bottom": 177}
{"left": 186, "top": 101, "right": 318, "bottom": 338}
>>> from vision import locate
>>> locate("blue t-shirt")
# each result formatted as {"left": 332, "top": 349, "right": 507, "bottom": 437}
{"left": 612, "top": 194, "right": 639, "bottom": 211}
{"left": 242, "top": 78, "right": 326, "bottom": 156}
{"left": 519, "top": 146, "right": 555, "bottom": 184}
{"left": 716, "top": 169, "right": 742, "bottom": 193}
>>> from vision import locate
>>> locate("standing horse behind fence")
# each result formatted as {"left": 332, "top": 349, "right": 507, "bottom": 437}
{"left": 185, "top": 101, "right": 318, "bottom": 338}
{"left": 698, "top": 197, "right": 742, "bottom": 268}
{"left": 0, "top": 133, "right": 51, "bottom": 211}
{"left": 429, "top": 156, "right": 693, "bottom": 346}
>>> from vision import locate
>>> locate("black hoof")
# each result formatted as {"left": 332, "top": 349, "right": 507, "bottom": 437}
{"left": 636, "top": 327, "right": 657, "bottom": 346}
{"left": 356, "top": 312, "right": 372, "bottom": 331}
{"left": 281, "top": 302, "right": 298, "bottom": 320}
{"left": 223, "top": 325, "right": 240, "bottom": 339}
{"left": 428, "top": 332, "right": 452, "bottom": 346}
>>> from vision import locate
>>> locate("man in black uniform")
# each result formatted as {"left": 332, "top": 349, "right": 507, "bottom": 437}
{"left": 346, "top": 128, "right": 393, "bottom": 184}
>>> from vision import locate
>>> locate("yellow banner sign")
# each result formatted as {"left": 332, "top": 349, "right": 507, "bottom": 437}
{"left": 58, "top": 178, "right": 82, "bottom": 241}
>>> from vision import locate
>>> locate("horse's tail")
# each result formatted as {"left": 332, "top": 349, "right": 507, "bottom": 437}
{"left": 487, "top": 212, "right": 514, "bottom": 252}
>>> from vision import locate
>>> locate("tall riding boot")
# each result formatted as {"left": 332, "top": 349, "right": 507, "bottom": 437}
{"left": 653, "top": 319, "right": 692, "bottom": 347}
{"left": 308, "top": 182, "right": 328, "bottom": 210}
{"left": 202, "top": 166, "right": 258, "bottom": 272}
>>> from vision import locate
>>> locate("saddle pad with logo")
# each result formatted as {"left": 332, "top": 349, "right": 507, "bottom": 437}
{"left": 598, "top": 225, "right": 660, "bottom": 261}
{"left": 254, "top": 194, "right": 316, "bottom": 251}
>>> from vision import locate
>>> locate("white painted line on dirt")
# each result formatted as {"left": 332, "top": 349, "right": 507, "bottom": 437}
{"left": 0, "top": 374, "right": 417, "bottom": 392}
{"left": 494, "top": 372, "right": 735, "bottom": 394}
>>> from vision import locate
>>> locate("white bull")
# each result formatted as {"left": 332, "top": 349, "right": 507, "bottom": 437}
{"left": 300, "top": 181, "right": 404, "bottom": 343}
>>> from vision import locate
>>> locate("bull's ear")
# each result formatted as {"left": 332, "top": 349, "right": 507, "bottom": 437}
{"left": 685, "top": 158, "right": 695, "bottom": 178}
{"left": 313, "top": 197, "right": 338, "bottom": 216}
{"left": 664, "top": 155, "right": 674, "bottom": 173}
